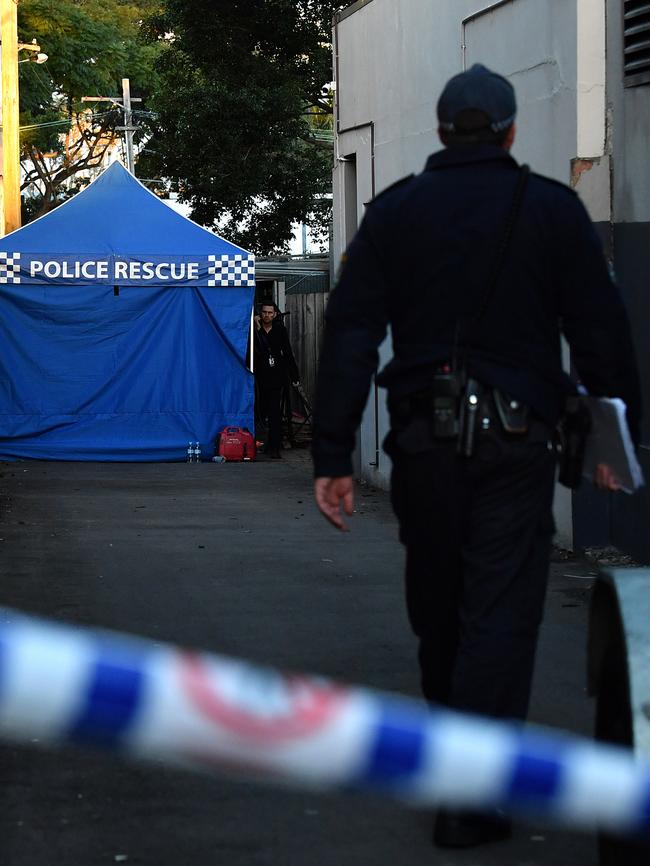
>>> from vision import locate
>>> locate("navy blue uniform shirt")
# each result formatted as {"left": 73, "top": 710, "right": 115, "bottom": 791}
{"left": 312, "top": 144, "right": 642, "bottom": 478}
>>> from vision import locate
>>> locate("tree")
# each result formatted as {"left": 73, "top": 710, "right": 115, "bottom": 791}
{"left": 140, "top": 0, "right": 347, "bottom": 255}
{"left": 17, "top": 0, "right": 160, "bottom": 220}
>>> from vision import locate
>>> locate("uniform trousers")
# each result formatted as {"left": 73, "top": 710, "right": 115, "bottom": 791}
{"left": 389, "top": 424, "right": 556, "bottom": 720}
{"left": 257, "top": 383, "right": 284, "bottom": 452}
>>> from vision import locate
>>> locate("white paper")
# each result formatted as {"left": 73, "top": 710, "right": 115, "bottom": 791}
{"left": 581, "top": 397, "right": 644, "bottom": 494}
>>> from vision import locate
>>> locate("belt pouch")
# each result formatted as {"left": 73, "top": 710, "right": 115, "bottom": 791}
{"left": 493, "top": 388, "right": 530, "bottom": 434}
{"left": 432, "top": 371, "right": 464, "bottom": 439}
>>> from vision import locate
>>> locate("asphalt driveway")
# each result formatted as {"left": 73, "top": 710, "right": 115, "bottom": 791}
{"left": 0, "top": 450, "right": 598, "bottom": 865}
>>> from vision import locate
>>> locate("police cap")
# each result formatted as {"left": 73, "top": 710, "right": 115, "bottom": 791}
{"left": 437, "top": 63, "right": 516, "bottom": 134}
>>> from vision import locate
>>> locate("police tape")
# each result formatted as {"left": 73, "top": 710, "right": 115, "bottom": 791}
{"left": 0, "top": 608, "right": 648, "bottom": 836}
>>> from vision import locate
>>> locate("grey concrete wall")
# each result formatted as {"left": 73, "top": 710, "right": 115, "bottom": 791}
{"left": 464, "top": 0, "right": 578, "bottom": 182}
{"left": 335, "top": 0, "right": 581, "bottom": 206}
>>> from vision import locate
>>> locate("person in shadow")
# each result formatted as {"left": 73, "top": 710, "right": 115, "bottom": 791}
{"left": 254, "top": 303, "right": 300, "bottom": 458}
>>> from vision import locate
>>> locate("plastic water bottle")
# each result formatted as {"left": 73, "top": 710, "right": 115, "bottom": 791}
{"left": 187, "top": 442, "right": 193, "bottom": 463}
{"left": 195, "top": 441, "right": 201, "bottom": 462}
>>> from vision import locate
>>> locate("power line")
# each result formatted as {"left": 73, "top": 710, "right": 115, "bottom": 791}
{"left": 20, "top": 110, "right": 114, "bottom": 132}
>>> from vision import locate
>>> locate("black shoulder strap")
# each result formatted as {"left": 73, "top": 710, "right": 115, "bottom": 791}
{"left": 454, "top": 164, "right": 529, "bottom": 369}
{"left": 474, "top": 164, "right": 530, "bottom": 326}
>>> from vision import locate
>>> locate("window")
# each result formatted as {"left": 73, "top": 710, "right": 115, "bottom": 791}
{"left": 624, "top": 1, "right": 650, "bottom": 86}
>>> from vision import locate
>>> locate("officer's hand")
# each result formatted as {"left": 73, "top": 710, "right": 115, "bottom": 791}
{"left": 253, "top": 315, "right": 261, "bottom": 329}
{"left": 595, "top": 462, "right": 622, "bottom": 492}
{"left": 314, "top": 476, "right": 354, "bottom": 531}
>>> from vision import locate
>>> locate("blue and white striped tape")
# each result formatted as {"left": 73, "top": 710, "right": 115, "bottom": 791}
{"left": 0, "top": 608, "right": 648, "bottom": 836}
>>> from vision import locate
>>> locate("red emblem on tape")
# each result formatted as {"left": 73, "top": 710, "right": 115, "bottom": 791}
{"left": 179, "top": 653, "right": 348, "bottom": 743}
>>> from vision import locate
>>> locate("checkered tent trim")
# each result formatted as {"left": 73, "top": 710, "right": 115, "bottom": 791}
{"left": 207, "top": 254, "right": 255, "bottom": 287}
{"left": 0, "top": 251, "right": 21, "bottom": 284}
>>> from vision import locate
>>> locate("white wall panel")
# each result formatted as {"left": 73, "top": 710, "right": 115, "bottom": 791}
{"left": 333, "top": 1, "right": 607, "bottom": 548}
{"left": 464, "top": 0, "right": 577, "bottom": 183}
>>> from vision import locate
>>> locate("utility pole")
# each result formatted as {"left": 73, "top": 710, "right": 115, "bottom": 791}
{"left": 0, "top": 0, "right": 45, "bottom": 236}
{"left": 120, "top": 78, "right": 135, "bottom": 174}
{"left": 1, "top": 0, "right": 20, "bottom": 234}
{"left": 81, "top": 79, "right": 141, "bottom": 175}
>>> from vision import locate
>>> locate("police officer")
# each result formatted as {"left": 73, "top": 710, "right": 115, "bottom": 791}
{"left": 312, "top": 65, "right": 641, "bottom": 848}
{"left": 254, "top": 303, "right": 300, "bottom": 458}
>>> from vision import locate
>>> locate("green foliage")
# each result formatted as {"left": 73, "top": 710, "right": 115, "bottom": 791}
{"left": 139, "top": 0, "right": 347, "bottom": 254}
{"left": 17, "top": 0, "right": 160, "bottom": 219}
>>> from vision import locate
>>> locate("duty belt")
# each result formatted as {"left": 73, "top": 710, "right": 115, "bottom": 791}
{"left": 390, "top": 382, "right": 552, "bottom": 450}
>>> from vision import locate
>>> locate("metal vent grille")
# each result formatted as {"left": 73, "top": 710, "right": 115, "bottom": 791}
{"left": 624, "top": 1, "right": 650, "bottom": 85}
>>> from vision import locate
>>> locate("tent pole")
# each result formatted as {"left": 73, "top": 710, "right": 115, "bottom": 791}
{"left": 249, "top": 308, "right": 254, "bottom": 373}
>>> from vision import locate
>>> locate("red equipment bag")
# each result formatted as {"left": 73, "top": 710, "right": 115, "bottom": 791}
{"left": 216, "top": 427, "right": 257, "bottom": 462}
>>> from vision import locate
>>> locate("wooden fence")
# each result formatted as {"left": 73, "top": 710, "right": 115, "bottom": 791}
{"left": 284, "top": 291, "right": 330, "bottom": 403}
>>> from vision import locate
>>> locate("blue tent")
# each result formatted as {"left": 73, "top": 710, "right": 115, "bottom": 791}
{"left": 0, "top": 162, "right": 255, "bottom": 461}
